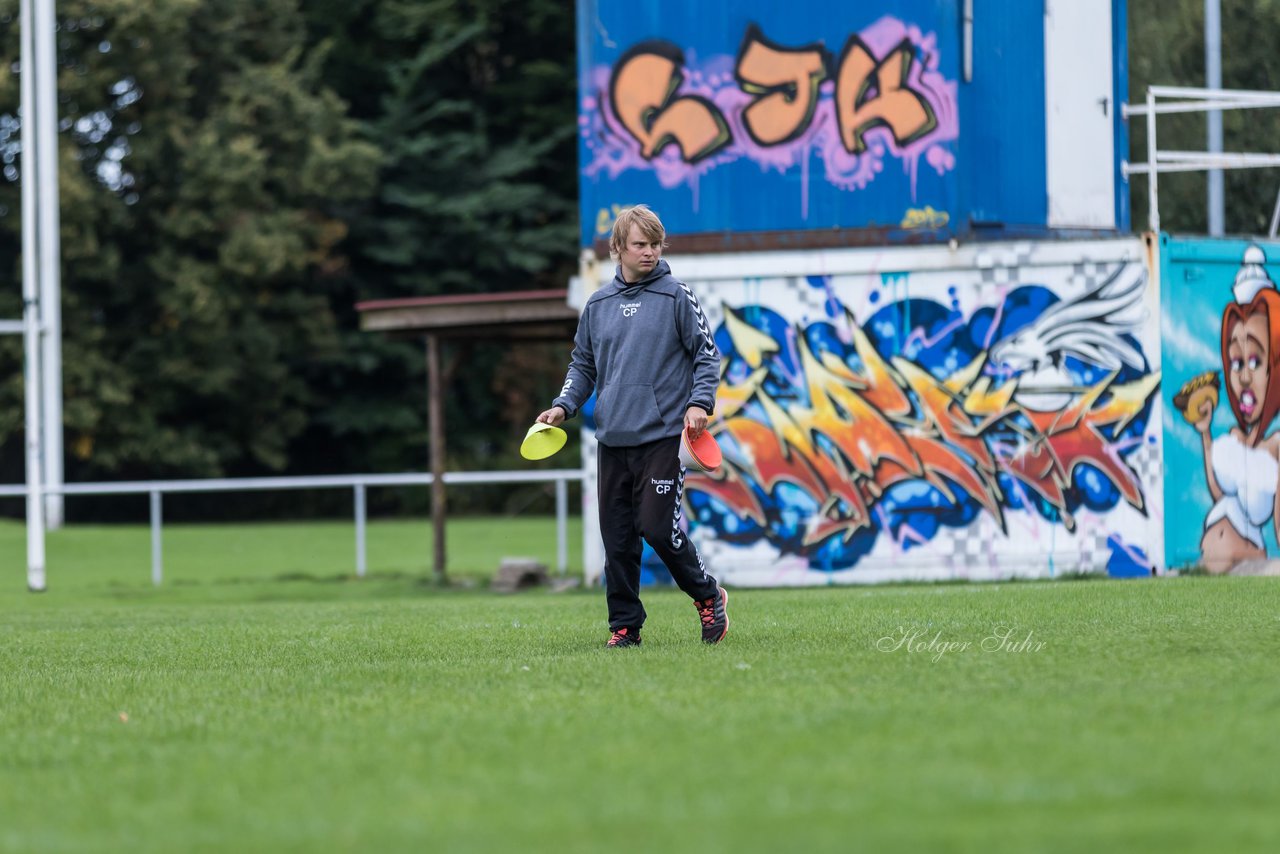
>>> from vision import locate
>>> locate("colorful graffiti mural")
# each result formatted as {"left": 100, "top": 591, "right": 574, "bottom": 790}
{"left": 578, "top": 242, "right": 1162, "bottom": 585}
{"left": 578, "top": 0, "right": 1074, "bottom": 245}
{"left": 1162, "top": 238, "right": 1280, "bottom": 574}
{"left": 581, "top": 16, "right": 958, "bottom": 213}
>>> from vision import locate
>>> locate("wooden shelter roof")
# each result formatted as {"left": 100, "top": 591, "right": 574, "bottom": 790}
{"left": 355, "top": 289, "right": 579, "bottom": 340}
{"left": 354, "top": 288, "right": 582, "bottom": 582}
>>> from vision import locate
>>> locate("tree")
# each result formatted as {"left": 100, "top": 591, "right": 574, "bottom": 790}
{"left": 0, "top": 0, "right": 581, "bottom": 519}
{"left": 0, "top": 0, "right": 380, "bottom": 500}
{"left": 288, "top": 0, "right": 580, "bottom": 486}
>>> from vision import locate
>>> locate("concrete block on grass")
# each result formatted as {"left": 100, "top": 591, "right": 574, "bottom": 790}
{"left": 491, "top": 557, "right": 549, "bottom": 593}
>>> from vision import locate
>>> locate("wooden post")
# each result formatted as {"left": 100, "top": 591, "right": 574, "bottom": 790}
{"left": 427, "top": 334, "right": 448, "bottom": 584}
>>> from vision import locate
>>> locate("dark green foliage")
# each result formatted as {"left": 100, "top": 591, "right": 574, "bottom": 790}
{"left": 291, "top": 0, "right": 579, "bottom": 501}
{"left": 0, "top": 0, "right": 578, "bottom": 518}
{"left": 0, "top": 0, "right": 380, "bottom": 488}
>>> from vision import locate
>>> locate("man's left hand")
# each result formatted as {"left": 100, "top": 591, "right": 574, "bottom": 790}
{"left": 684, "top": 406, "right": 708, "bottom": 439}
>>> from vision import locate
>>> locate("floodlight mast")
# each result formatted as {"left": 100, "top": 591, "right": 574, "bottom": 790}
{"left": 35, "top": 0, "right": 64, "bottom": 531}
{"left": 19, "top": 0, "right": 47, "bottom": 592}
{"left": 1205, "top": 0, "right": 1224, "bottom": 236}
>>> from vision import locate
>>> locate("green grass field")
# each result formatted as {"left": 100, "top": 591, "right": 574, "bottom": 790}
{"left": 0, "top": 516, "right": 586, "bottom": 587}
{"left": 2, "top": 519, "right": 1279, "bottom": 852}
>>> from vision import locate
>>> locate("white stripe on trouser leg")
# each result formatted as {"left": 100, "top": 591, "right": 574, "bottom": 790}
{"left": 672, "top": 461, "right": 710, "bottom": 586}
{"left": 671, "top": 465, "right": 686, "bottom": 549}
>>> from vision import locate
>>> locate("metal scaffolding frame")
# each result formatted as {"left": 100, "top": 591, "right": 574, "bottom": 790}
{"left": 1123, "top": 86, "right": 1280, "bottom": 234}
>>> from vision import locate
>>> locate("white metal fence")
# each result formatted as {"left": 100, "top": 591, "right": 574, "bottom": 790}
{"left": 0, "top": 469, "right": 583, "bottom": 585}
{"left": 1123, "top": 85, "right": 1280, "bottom": 233}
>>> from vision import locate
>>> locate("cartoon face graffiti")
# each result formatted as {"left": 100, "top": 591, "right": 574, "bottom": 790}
{"left": 1225, "top": 312, "right": 1270, "bottom": 426}
{"left": 1220, "top": 292, "right": 1280, "bottom": 439}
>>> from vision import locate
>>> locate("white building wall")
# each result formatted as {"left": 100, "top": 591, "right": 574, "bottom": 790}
{"left": 1044, "top": 0, "right": 1117, "bottom": 228}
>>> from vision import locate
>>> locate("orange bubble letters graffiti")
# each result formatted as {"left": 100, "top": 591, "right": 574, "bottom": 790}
{"left": 734, "top": 26, "right": 829, "bottom": 147}
{"left": 835, "top": 37, "right": 938, "bottom": 154}
{"left": 608, "top": 42, "right": 732, "bottom": 163}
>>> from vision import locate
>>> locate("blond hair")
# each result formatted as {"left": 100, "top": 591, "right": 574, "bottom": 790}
{"left": 609, "top": 205, "right": 667, "bottom": 258}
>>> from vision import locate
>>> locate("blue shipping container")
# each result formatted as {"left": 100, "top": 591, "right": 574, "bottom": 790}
{"left": 577, "top": 0, "right": 1103, "bottom": 248}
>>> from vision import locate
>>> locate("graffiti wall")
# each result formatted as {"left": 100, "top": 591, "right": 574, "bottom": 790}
{"left": 580, "top": 238, "right": 1164, "bottom": 586}
{"left": 577, "top": 0, "right": 1065, "bottom": 246}
{"left": 581, "top": 13, "right": 960, "bottom": 235}
{"left": 1160, "top": 235, "right": 1280, "bottom": 574}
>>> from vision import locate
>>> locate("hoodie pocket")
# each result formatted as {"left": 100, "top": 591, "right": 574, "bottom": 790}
{"left": 599, "top": 383, "right": 663, "bottom": 436}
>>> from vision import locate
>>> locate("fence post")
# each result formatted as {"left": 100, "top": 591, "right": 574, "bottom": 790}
{"left": 149, "top": 490, "right": 163, "bottom": 586}
{"left": 1147, "top": 87, "right": 1159, "bottom": 232}
{"left": 354, "top": 483, "right": 367, "bottom": 578}
{"left": 555, "top": 477, "right": 567, "bottom": 575}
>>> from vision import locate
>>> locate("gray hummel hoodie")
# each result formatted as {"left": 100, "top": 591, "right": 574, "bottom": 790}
{"left": 552, "top": 259, "right": 720, "bottom": 447}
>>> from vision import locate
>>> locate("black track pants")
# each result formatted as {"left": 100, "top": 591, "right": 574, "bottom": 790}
{"left": 597, "top": 435, "right": 720, "bottom": 630}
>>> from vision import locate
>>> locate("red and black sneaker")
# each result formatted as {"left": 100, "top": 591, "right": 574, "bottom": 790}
{"left": 606, "top": 627, "right": 641, "bottom": 648}
{"left": 695, "top": 587, "right": 729, "bottom": 644}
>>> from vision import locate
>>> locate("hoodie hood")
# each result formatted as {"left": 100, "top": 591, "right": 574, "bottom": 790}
{"left": 612, "top": 259, "right": 672, "bottom": 295}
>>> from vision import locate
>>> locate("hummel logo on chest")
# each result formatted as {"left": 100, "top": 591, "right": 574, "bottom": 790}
{"left": 620, "top": 302, "right": 641, "bottom": 317}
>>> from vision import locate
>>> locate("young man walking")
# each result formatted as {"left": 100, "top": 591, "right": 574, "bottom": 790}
{"left": 537, "top": 205, "right": 729, "bottom": 647}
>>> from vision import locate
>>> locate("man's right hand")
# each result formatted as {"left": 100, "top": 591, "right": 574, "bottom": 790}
{"left": 536, "top": 406, "right": 566, "bottom": 427}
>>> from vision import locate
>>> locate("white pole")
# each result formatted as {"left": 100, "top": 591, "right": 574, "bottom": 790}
{"left": 1270, "top": 186, "right": 1280, "bottom": 238}
{"left": 354, "top": 484, "right": 367, "bottom": 578}
{"left": 555, "top": 477, "right": 567, "bottom": 575}
{"left": 20, "top": 0, "right": 47, "bottom": 591}
{"left": 962, "top": 0, "right": 973, "bottom": 83}
{"left": 1205, "top": 0, "right": 1224, "bottom": 235}
{"left": 149, "top": 491, "right": 162, "bottom": 586}
{"left": 1146, "top": 88, "right": 1159, "bottom": 233}
{"left": 34, "top": 0, "right": 64, "bottom": 529}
